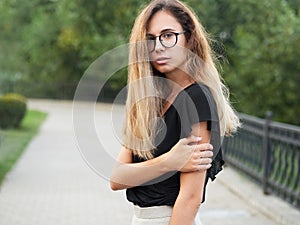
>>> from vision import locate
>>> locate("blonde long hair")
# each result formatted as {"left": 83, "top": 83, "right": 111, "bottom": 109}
{"left": 123, "top": 0, "right": 240, "bottom": 159}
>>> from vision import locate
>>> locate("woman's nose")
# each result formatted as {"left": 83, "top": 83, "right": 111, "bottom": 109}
{"left": 154, "top": 38, "right": 165, "bottom": 52}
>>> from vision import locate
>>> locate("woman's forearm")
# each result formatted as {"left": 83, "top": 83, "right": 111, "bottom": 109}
{"left": 110, "top": 135, "right": 212, "bottom": 191}
{"left": 169, "top": 197, "right": 201, "bottom": 225}
{"left": 169, "top": 171, "right": 206, "bottom": 225}
{"left": 110, "top": 152, "right": 171, "bottom": 190}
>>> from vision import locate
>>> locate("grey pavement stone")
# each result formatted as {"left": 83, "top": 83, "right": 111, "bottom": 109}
{"left": 216, "top": 166, "right": 300, "bottom": 225}
{"left": 0, "top": 99, "right": 298, "bottom": 225}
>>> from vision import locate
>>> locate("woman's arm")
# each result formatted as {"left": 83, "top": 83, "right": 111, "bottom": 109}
{"left": 169, "top": 121, "right": 210, "bottom": 225}
{"left": 110, "top": 135, "right": 213, "bottom": 190}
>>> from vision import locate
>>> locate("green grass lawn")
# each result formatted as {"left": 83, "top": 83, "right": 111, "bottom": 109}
{"left": 0, "top": 110, "right": 47, "bottom": 186}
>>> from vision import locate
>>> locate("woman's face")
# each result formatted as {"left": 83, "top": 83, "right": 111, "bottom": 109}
{"left": 147, "top": 10, "right": 188, "bottom": 75}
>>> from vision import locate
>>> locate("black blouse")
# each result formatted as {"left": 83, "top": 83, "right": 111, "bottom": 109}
{"left": 126, "top": 82, "right": 224, "bottom": 207}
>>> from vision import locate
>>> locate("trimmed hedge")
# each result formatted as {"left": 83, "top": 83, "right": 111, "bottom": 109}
{"left": 0, "top": 93, "right": 27, "bottom": 129}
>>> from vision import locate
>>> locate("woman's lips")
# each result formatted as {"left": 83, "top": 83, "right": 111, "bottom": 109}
{"left": 155, "top": 57, "right": 170, "bottom": 65}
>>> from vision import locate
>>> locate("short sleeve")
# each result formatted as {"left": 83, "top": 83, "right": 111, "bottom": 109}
{"left": 175, "top": 84, "right": 212, "bottom": 138}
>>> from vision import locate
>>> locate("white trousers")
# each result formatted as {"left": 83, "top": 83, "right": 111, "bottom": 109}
{"left": 132, "top": 205, "right": 203, "bottom": 225}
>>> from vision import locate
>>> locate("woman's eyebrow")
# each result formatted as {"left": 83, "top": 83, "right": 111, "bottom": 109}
{"left": 146, "top": 28, "right": 176, "bottom": 36}
{"left": 160, "top": 28, "right": 176, "bottom": 33}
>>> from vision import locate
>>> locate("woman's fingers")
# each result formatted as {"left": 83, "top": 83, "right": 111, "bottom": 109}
{"left": 195, "top": 157, "right": 212, "bottom": 165}
{"left": 180, "top": 135, "right": 202, "bottom": 145}
{"left": 190, "top": 144, "right": 214, "bottom": 171}
{"left": 197, "top": 163, "right": 212, "bottom": 170}
{"left": 172, "top": 137, "right": 215, "bottom": 172}
{"left": 191, "top": 143, "right": 213, "bottom": 152}
{"left": 198, "top": 149, "right": 213, "bottom": 158}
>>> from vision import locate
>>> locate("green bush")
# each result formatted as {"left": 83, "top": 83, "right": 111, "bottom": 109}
{"left": 0, "top": 93, "right": 27, "bottom": 129}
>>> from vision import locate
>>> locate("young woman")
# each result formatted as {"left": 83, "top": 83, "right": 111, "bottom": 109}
{"left": 110, "top": 0, "right": 240, "bottom": 224}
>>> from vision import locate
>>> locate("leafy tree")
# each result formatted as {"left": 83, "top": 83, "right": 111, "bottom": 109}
{"left": 285, "top": 0, "right": 300, "bottom": 14}
{"left": 227, "top": 0, "right": 299, "bottom": 124}
{"left": 191, "top": 0, "right": 300, "bottom": 125}
{"left": 0, "top": 0, "right": 299, "bottom": 124}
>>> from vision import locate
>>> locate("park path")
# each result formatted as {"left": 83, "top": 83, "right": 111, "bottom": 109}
{"left": 0, "top": 99, "right": 298, "bottom": 225}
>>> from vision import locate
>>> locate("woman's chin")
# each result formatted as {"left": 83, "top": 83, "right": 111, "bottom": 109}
{"left": 153, "top": 64, "right": 176, "bottom": 74}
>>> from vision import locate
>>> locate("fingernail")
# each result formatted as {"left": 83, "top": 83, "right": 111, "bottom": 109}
{"left": 195, "top": 136, "right": 202, "bottom": 141}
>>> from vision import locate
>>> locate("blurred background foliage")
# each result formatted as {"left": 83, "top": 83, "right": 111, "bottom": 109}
{"left": 0, "top": 0, "right": 299, "bottom": 125}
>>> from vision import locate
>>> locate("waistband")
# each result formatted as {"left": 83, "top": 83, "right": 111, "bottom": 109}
{"left": 133, "top": 205, "right": 173, "bottom": 219}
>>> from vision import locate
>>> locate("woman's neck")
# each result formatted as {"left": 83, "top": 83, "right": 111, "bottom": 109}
{"left": 165, "top": 70, "right": 195, "bottom": 92}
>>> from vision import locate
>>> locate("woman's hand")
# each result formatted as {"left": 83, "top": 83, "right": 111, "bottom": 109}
{"left": 165, "top": 136, "right": 213, "bottom": 172}
{"left": 110, "top": 135, "right": 213, "bottom": 191}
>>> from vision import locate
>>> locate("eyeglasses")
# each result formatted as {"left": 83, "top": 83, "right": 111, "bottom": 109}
{"left": 146, "top": 31, "right": 186, "bottom": 52}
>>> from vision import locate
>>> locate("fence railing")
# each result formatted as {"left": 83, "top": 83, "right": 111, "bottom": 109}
{"left": 223, "top": 112, "right": 300, "bottom": 209}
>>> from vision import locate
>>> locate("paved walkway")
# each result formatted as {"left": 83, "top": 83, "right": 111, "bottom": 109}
{"left": 0, "top": 99, "right": 299, "bottom": 225}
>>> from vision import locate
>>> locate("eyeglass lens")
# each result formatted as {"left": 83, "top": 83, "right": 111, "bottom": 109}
{"left": 147, "top": 32, "right": 182, "bottom": 52}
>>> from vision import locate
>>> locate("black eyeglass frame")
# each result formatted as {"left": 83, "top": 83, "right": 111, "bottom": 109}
{"left": 146, "top": 31, "right": 186, "bottom": 52}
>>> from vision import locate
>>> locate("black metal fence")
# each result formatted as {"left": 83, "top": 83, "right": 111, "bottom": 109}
{"left": 223, "top": 112, "right": 300, "bottom": 209}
